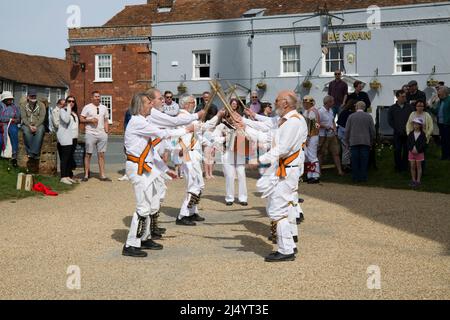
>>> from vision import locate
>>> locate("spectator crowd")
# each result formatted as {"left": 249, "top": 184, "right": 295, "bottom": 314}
{"left": 1, "top": 70, "right": 449, "bottom": 190}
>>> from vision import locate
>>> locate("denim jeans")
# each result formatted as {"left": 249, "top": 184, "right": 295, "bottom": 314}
{"left": 22, "top": 125, "right": 45, "bottom": 158}
{"left": 350, "top": 145, "right": 370, "bottom": 182}
{"left": 0, "top": 123, "right": 19, "bottom": 158}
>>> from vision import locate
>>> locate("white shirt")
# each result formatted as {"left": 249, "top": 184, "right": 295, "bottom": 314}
{"left": 148, "top": 108, "right": 198, "bottom": 128}
{"left": 163, "top": 101, "right": 180, "bottom": 117}
{"left": 81, "top": 103, "right": 109, "bottom": 136}
{"left": 318, "top": 106, "right": 335, "bottom": 137}
{"left": 125, "top": 115, "right": 186, "bottom": 167}
{"left": 245, "top": 110, "right": 308, "bottom": 166}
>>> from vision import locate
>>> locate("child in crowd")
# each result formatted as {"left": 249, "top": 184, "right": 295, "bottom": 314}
{"left": 407, "top": 118, "right": 427, "bottom": 187}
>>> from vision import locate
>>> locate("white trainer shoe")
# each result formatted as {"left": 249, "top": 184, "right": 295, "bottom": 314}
{"left": 118, "top": 175, "right": 129, "bottom": 181}
{"left": 60, "top": 178, "right": 73, "bottom": 185}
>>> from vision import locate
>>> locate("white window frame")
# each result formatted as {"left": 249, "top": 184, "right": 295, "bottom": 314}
{"left": 95, "top": 54, "right": 113, "bottom": 82}
{"left": 322, "top": 46, "right": 345, "bottom": 76}
{"left": 100, "top": 95, "right": 113, "bottom": 124}
{"left": 21, "top": 85, "right": 28, "bottom": 97}
{"left": 45, "top": 88, "right": 51, "bottom": 103}
{"left": 56, "top": 89, "right": 62, "bottom": 100}
{"left": 192, "top": 50, "right": 211, "bottom": 80}
{"left": 394, "top": 41, "right": 418, "bottom": 75}
{"left": 280, "top": 46, "right": 301, "bottom": 76}
{"left": 3, "top": 80, "right": 14, "bottom": 93}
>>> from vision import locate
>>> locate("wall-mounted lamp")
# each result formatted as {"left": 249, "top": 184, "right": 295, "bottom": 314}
{"left": 71, "top": 48, "right": 86, "bottom": 72}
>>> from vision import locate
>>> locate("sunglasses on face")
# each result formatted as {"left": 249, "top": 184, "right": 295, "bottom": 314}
{"left": 67, "top": 100, "right": 75, "bottom": 103}
{"left": 335, "top": 73, "right": 341, "bottom": 76}
{"left": 165, "top": 96, "right": 173, "bottom": 99}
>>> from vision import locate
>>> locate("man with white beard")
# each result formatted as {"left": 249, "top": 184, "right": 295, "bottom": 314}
{"left": 238, "top": 90, "right": 308, "bottom": 262}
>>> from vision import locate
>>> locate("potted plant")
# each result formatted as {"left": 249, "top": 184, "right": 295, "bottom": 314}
{"left": 177, "top": 83, "right": 187, "bottom": 94}
{"left": 370, "top": 79, "right": 382, "bottom": 90}
{"left": 256, "top": 81, "right": 267, "bottom": 91}
{"left": 427, "top": 78, "right": 440, "bottom": 87}
{"left": 302, "top": 80, "right": 313, "bottom": 89}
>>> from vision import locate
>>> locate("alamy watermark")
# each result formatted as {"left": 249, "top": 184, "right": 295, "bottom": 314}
{"left": 66, "top": 5, "right": 81, "bottom": 28}
{"left": 367, "top": 265, "right": 381, "bottom": 290}
{"left": 66, "top": 265, "right": 81, "bottom": 290}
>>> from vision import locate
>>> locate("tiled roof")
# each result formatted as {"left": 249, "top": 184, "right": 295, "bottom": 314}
{"left": 0, "top": 49, "right": 69, "bottom": 88}
{"left": 104, "top": 0, "right": 446, "bottom": 27}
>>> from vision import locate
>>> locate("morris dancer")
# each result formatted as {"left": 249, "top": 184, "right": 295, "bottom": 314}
{"left": 244, "top": 106, "right": 305, "bottom": 246}
{"left": 175, "top": 95, "right": 216, "bottom": 226}
{"left": 122, "top": 91, "right": 197, "bottom": 258}
{"left": 144, "top": 90, "right": 205, "bottom": 239}
{"left": 237, "top": 91, "right": 308, "bottom": 262}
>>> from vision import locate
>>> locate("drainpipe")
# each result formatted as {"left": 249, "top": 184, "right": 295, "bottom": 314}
{"left": 149, "top": 37, "right": 158, "bottom": 88}
{"left": 249, "top": 18, "right": 255, "bottom": 92}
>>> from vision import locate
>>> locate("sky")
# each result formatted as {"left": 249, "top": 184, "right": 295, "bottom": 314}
{"left": 0, "top": 0, "right": 147, "bottom": 59}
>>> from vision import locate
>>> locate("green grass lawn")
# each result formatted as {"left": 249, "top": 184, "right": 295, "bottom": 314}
{"left": 0, "top": 159, "right": 75, "bottom": 202}
{"left": 321, "top": 140, "right": 450, "bottom": 194}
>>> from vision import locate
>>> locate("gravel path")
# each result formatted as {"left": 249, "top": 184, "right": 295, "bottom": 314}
{"left": 0, "top": 170, "right": 449, "bottom": 300}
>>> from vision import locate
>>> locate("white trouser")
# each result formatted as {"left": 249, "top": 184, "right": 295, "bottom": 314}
{"left": 125, "top": 162, "right": 164, "bottom": 248}
{"left": 288, "top": 203, "right": 299, "bottom": 240}
{"left": 223, "top": 163, "right": 248, "bottom": 203}
{"left": 265, "top": 168, "right": 299, "bottom": 255}
{"left": 222, "top": 150, "right": 248, "bottom": 203}
{"left": 305, "top": 135, "right": 321, "bottom": 179}
{"left": 179, "top": 161, "right": 204, "bottom": 219}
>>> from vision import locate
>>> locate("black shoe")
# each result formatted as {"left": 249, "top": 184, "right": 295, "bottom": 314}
{"left": 122, "top": 245, "right": 148, "bottom": 258}
{"left": 294, "top": 248, "right": 298, "bottom": 254}
{"left": 176, "top": 217, "right": 196, "bottom": 226}
{"left": 226, "top": 202, "right": 234, "bottom": 206}
{"left": 298, "top": 198, "right": 304, "bottom": 203}
{"left": 264, "top": 252, "right": 295, "bottom": 262}
{"left": 100, "top": 177, "right": 112, "bottom": 182}
{"left": 11, "top": 159, "right": 18, "bottom": 168}
{"left": 240, "top": 202, "right": 248, "bottom": 206}
{"left": 293, "top": 236, "right": 298, "bottom": 243}
{"left": 189, "top": 213, "right": 205, "bottom": 222}
{"left": 81, "top": 177, "right": 89, "bottom": 182}
{"left": 141, "top": 239, "right": 163, "bottom": 250}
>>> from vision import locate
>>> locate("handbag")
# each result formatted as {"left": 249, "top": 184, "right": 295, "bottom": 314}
{"left": 1, "top": 120, "right": 13, "bottom": 159}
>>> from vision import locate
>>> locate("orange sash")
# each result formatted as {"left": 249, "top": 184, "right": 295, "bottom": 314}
{"left": 127, "top": 139, "right": 153, "bottom": 176}
{"left": 276, "top": 150, "right": 300, "bottom": 178}
{"left": 152, "top": 138, "right": 162, "bottom": 148}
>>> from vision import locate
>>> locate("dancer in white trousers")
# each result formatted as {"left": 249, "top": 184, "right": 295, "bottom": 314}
{"left": 175, "top": 95, "right": 215, "bottom": 226}
{"left": 302, "top": 96, "right": 321, "bottom": 184}
{"left": 213, "top": 98, "right": 248, "bottom": 206}
{"left": 239, "top": 90, "right": 308, "bottom": 262}
{"left": 144, "top": 96, "right": 205, "bottom": 238}
{"left": 122, "top": 91, "right": 197, "bottom": 258}
{"left": 243, "top": 106, "right": 306, "bottom": 249}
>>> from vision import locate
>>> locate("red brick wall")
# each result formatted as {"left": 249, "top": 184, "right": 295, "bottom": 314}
{"left": 67, "top": 43, "right": 152, "bottom": 134}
